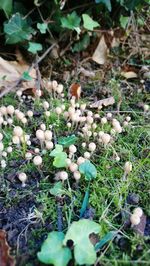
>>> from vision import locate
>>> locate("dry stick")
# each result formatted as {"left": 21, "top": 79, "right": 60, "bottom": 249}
{"left": 0, "top": 43, "right": 56, "bottom": 98}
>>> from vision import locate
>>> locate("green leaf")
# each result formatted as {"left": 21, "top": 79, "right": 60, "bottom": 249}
{"left": 0, "top": 0, "right": 12, "bottom": 18}
{"left": 72, "top": 34, "right": 90, "bottom": 52}
{"left": 37, "top": 231, "right": 72, "bottom": 266}
{"left": 37, "top": 22, "right": 47, "bottom": 34}
{"left": 22, "top": 71, "right": 33, "bottom": 81}
{"left": 50, "top": 182, "right": 64, "bottom": 197}
{"left": 95, "top": 0, "right": 112, "bottom": 11}
{"left": 53, "top": 152, "right": 67, "bottom": 168}
{"left": 64, "top": 219, "right": 100, "bottom": 265}
{"left": 95, "top": 231, "right": 117, "bottom": 251}
{"left": 28, "top": 42, "right": 43, "bottom": 54}
{"left": 4, "top": 13, "right": 34, "bottom": 44}
{"left": 79, "top": 160, "right": 97, "bottom": 181}
{"left": 50, "top": 145, "right": 63, "bottom": 157}
{"left": 61, "top": 11, "right": 81, "bottom": 33}
{"left": 120, "top": 15, "right": 129, "bottom": 29}
{"left": 58, "top": 135, "right": 78, "bottom": 147}
{"left": 82, "top": 14, "right": 99, "bottom": 31}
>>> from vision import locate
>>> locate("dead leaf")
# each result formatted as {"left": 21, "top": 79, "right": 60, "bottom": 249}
{"left": 0, "top": 57, "right": 36, "bottom": 91}
{"left": 0, "top": 230, "right": 15, "bottom": 266}
{"left": 79, "top": 67, "right": 95, "bottom": 78}
{"left": 121, "top": 71, "right": 138, "bottom": 79}
{"left": 133, "top": 214, "right": 147, "bottom": 236}
{"left": 69, "top": 83, "right": 81, "bottom": 99}
{"left": 143, "top": 72, "right": 150, "bottom": 79}
{"left": 90, "top": 96, "right": 115, "bottom": 108}
{"left": 92, "top": 31, "right": 120, "bottom": 65}
{"left": 92, "top": 35, "right": 108, "bottom": 64}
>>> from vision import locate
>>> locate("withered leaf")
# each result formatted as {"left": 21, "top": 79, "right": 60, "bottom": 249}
{"left": 133, "top": 214, "right": 147, "bottom": 236}
{"left": 90, "top": 96, "right": 115, "bottom": 108}
{"left": 0, "top": 230, "right": 15, "bottom": 266}
{"left": 69, "top": 83, "right": 81, "bottom": 99}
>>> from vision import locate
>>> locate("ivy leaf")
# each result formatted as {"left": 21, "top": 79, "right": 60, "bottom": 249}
{"left": 95, "top": 231, "right": 117, "bottom": 251}
{"left": 82, "top": 14, "right": 99, "bottom": 31}
{"left": 50, "top": 182, "right": 64, "bottom": 197}
{"left": 58, "top": 135, "right": 78, "bottom": 147}
{"left": 61, "top": 11, "right": 81, "bottom": 34}
{"left": 4, "top": 13, "right": 34, "bottom": 44}
{"left": 64, "top": 219, "right": 100, "bottom": 265}
{"left": 37, "top": 231, "right": 72, "bottom": 266}
{"left": 53, "top": 152, "right": 67, "bottom": 168}
{"left": 72, "top": 34, "right": 90, "bottom": 52}
{"left": 120, "top": 15, "right": 129, "bottom": 29}
{"left": 95, "top": 0, "right": 112, "bottom": 11}
{"left": 79, "top": 160, "right": 97, "bottom": 180}
{"left": 0, "top": 0, "right": 12, "bottom": 18}
{"left": 22, "top": 71, "right": 32, "bottom": 81}
{"left": 28, "top": 42, "right": 43, "bottom": 54}
{"left": 37, "top": 22, "right": 47, "bottom": 34}
{"left": 50, "top": 145, "right": 63, "bottom": 157}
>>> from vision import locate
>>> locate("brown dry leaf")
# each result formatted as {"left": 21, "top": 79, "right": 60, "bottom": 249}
{"left": 133, "top": 214, "right": 147, "bottom": 236}
{"left": 90, "top": 96, "right": 115, "bottom": 108}
{"left": 121, "top": 71, "right": 138, "bottom": 79}
{"left": 92, "top": 35, "right": 108, "bottom": 64}
{"left": 0, "top": 57, "right": 36, "bottom": 91}
{"left": 79, "top": 67, "right": 95, "bottom": 78}
{"left": 69, "top": 83, "right": 81, "bottom": 99}
{"left": 0, "top": 230, "right": 15, "bottom": 266}
{"left": 92, "top": 31, "right": 120, "bottom": 65}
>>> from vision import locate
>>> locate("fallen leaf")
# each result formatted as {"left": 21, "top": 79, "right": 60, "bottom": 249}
{"left": 143, "top": 71, "right": 150, "bottom": 79}
{"left": 92, "top": 31, "right": 119, "bottom": 65}
{"left": 133, "top": 214, "right": 147, "bottom": 236}
{"left": 0, "top": 56, "right": 36, "bottom": 91}
{"left": 121, "top": 71, "right": 138, "bottom": 79}
{"left": 92, "top": 35, "right": 108, "bottom": 64}
{"left": 0, "top": 230, "right": 15, "bottom": 266}
{"left": 90, "top": 96, "right": 115, "bottom": 108}
{"left": 79, "top": 67, "right": 95, "bottom": 78}
{"left": 69, "top": 83, "right": 81, "bottom": 99}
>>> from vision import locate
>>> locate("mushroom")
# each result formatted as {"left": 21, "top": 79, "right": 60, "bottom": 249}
{"left": 18, "top": 172, "right": 27, "bottom": 187}
{"left": 130, "top": 213, "right": 140, "bottom": 226}
{"left": 33, "top": 155, "right": 42, "bottom": 166}
{"left": 59, "top": 171, "right": 68, "bottom": 181}
{"left": 124, "top": 161, "right": 132, "bottom": 174}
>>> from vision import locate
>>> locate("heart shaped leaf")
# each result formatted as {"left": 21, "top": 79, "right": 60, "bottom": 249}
{"left": 61, "top": 11, "right": 81, "bottom": 34}
{"left": 79, "top": 160, "right": 97, "bottom": 180}
{"left": 53, "top": 152, "right": 67, "bottom": 168}
{"left": 95, "top": 0, "right": 112, "bottom": 11}
{"left": 37, "top": 231, "right": 72, "bottom": 266}
{"left": 50, "top": 145, "right": 63, "bottom": 157}
{"left": 37, "top": 22, "right": 47, "bottom": 34}
{"left": 50, "top": 182, "right": 65, "bottom": 197}
{"left": 4, "top": 13, "right": 34, "bottom": 44}
{"left": 28, "top": 42, "right": 43, "bottom": 54}
{"left": 82, "top": 14, "right": 99, "bottom": 31}
{"left": 64, "top": 219, "right": 100, "bottom": 265}
{"left": 58, "top": 135, "right": 78, "bottom": 147}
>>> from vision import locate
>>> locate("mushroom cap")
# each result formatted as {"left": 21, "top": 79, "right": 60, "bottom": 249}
{"left": 130, "top": 213, "right": 140, "bottom": 225}
{"left": 36, "top": 129, "right": 45, "bottom": 141}
{"left": 33, "top": 155, "right": 42, "bottom": 166}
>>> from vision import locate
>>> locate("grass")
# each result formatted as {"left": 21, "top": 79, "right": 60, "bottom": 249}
{"left": 0, "top": 83, "right": 149, "bottom": 266}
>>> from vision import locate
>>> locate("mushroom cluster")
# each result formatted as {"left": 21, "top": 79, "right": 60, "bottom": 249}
{"left": 1, "top": 79, "right": 145, "bottom": 186}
